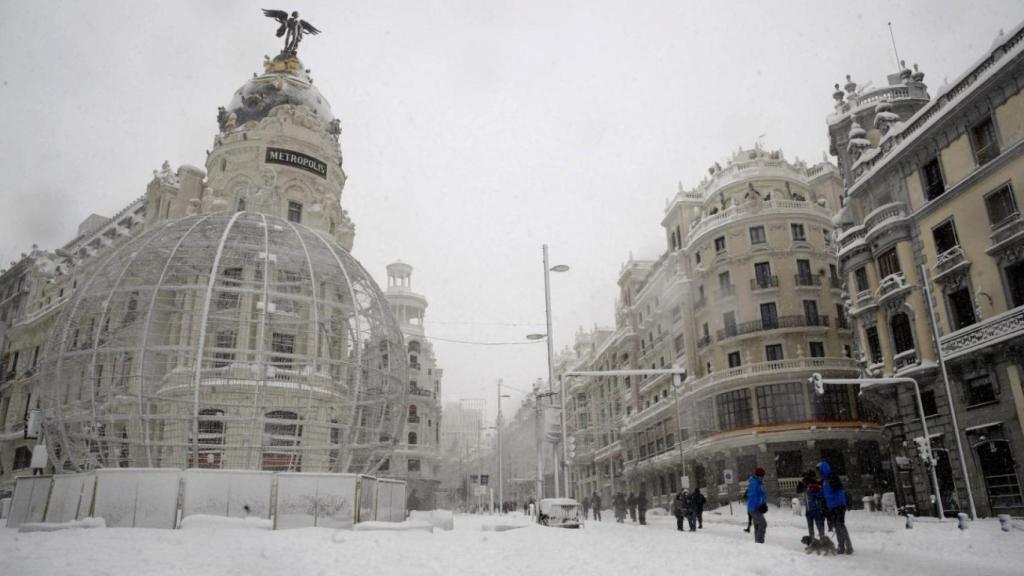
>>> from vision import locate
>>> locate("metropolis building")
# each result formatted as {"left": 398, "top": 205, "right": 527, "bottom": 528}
{"left": 0, "top": 39, "right": 416, "bottom": 492}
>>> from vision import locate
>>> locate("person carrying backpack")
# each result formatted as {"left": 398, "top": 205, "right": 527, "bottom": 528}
{"left": 797, "top": 469, "right": 828, "bottom": 549}
{"left": 817, "top": 460, "right": 853, "bottom": 555}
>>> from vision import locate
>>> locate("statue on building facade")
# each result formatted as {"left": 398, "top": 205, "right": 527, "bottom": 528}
{"left": 262, "top": 9, "right": 321, "bottom": 54}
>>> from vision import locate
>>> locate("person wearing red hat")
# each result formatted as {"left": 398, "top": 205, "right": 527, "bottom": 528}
{"left": 747, "top": 466, "right": 769, "bottom": 543}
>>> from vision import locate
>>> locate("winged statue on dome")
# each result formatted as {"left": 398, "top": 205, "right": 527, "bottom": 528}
{"left": 262, "top": 9, "right": 321, "bottom": 54}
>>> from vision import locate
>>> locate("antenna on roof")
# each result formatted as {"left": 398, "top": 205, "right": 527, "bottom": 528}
{"left": 888, "top": 22, "right": 902, "bottom": 75}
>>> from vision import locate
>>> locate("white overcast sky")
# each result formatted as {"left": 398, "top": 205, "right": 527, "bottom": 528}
{"left": 2, "top": 1, "right": 1023, "bottom": 421}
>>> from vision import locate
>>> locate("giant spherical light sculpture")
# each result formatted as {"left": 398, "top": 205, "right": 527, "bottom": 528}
{"left": 39, "top": 211, "right": 406, "bottom": 474}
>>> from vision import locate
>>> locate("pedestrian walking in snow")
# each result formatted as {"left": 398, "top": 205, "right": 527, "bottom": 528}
{"left": 672, "top": 491, "right": 687, "bottom": 531}
{"left": 683, "top": 490, "right": 697, "bottom": 531}
{"left": 637, "top": 490, "right": 649, "bottom": 525}
{"left": 817, "top": 460, "right": 853, "bottom": 555}
{"left": 693, "top": 488, "right": 706, "bottom": 529}
{"left": 627, "top": 492, "right": 638, "bottom": 522}
{"left": 614, "top": 492, "right": 627, "bottom": 523}
{"left": 592, "top": 493, "right": 603, "bottom": 521}
{"left": 747, "top": 466, "right": 768, "bottom": 543}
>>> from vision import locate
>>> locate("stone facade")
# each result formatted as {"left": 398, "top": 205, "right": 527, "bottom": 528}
{"left": 561, "top": 148, "right": 885, "bottom": 511}
{"left": 831, "top": 23, "right": 1024, "bottom": 517}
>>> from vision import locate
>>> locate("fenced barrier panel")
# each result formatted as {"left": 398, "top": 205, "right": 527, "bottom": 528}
{"left": 78, "top": 472, "right": 96, "bottom": 520}
{"left": 11, "top": 469, "right": 402, "bottom": 530}
{"left": 45, "top": 473, "right": 94, "bottom": 523}
{"left": 182, "top": 469, "right": 273, "bottom": 520}
{"left": 358, "top": 475, "right": 377, "bottom": 523}
{"left": 376, "top": 479, "right": 406, "bottom": 522}
{"left": 7, "top": 476, "right": 52, "bottom": 528}
{"left": 274, "top": 473, "right": 357, "bottom": 529}
{"left": 93, "top": 469, "right": 181, "bottom": 528}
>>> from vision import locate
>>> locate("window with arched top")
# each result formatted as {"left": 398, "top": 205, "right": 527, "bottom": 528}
{"left": 408, "top": 340, "right": 421, "bottom": 354}
{"left": 891, "top": 313, "right": 915, "bottom": 354}
{"left": 408, "top": 432, "right": 418, "bottom": 445}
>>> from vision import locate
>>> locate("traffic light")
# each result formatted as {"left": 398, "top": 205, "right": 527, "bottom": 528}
{"left": 809, "top": 373, "right": 824, "bottom": 395}
{"left": 567, "top": 435, "right": 576, "bottom": 458}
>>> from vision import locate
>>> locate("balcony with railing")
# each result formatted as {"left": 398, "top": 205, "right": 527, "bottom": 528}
{"left": 985, "top": 212, "right": 1024, "bottom": 258}
{"left": 932, "top": 246, "right": 970, "bottom": 284}
{"left": 750, "top": 275, "right": 780, "bottom": 291}
{"left": 720, "top": 283, "right": 737, "bottom": 297}
{"left": 717, "top": 315, "right": 830, "bottom": 341}
{"left": 893, "top": 349, "right": 920, "bottom": 373}
{"left": 794, "top": 274, "right": 823, "bottom": 288}
{"left": 849, "top": 289, "right": 877, "bottom": 316}
{"left": 687, "top": 198, "right": 833, "bottom": 244}
{"left": 697, "top": 334, "right": 712, "bottom": 349}
{"left": 876, "top": 272, "right": 912, "bottom": 305}
{"left": 409, "top": 386, "right": 434, "bottom": 398}
{"left": 685, "top": 356, "right": 859, "bottom": 397}
{"left": 941, "top": 305, "right": 1024, "bottom": 361}
{"left": 837, "top": 225, "right": 867, "bottom": 260}
{"left": 621, "top": 397, "right": 676, "bottom": 432}
{"left": 863, "top": 202, "right": 910, "bottom": 244}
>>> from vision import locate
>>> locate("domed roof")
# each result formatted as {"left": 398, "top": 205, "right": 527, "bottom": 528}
{"left": 225, "top": 54, "right": 335, "bottom": 128}
{"left": 40, "top": 211, "right": 406, "bottom": 474}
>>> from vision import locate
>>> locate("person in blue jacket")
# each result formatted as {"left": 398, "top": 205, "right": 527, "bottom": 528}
{"left": 796, "top": 469, "right": 827, "bottom": 544}
{"left": 746, "top": 466, "right": 768, "bottom": 543}
{"left": 817, "top": 460, "right": 853, "bottom": 554}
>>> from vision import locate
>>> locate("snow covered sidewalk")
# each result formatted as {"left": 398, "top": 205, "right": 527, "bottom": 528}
{"left": 2, "top": 510, "right": 1022, "bottom": 576}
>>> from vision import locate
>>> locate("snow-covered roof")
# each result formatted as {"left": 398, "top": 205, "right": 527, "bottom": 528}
{"left": 847, "top": 21, "right": 1024, "bottom": 197}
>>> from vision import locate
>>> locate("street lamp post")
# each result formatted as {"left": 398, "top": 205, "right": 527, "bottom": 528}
{"left": 497, "top": 379, "right": 510, "bottom": 511}
{"left": 540, "top": 244, "right": 569, "bottom": 497}
{"left": 920, "top": 264, "right": 979, "bottom": 521}
{"left": 810, "top": 373, "right": 945, "bottom": 520}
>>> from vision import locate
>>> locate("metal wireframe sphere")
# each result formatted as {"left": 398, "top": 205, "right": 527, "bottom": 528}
{"left": 39, "top": 211, "right": 406, "bottom": 474}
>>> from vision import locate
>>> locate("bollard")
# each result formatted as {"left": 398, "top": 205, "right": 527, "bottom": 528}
{"left": 998, "top": 514, "right": 1010, "bottom": 532}
{"left": 792, "top": 498, "right": 802, "bottom": 516}
{"left": 905, "top": 514, "right": 915, "bottom": 529}
{"left": 957, "top": 513, "right": 968, "bottom": 530}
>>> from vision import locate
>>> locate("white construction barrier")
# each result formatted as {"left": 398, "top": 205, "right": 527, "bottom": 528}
{"left": 93, "top": 469, "right": 181, "bottom": 528}
{"left": 375, "top": 478, "right": 406, "bottom": 522}
{"left": 7, "top": 475, "right": 52, "bottom": 529}
{"left": 274, "top": 473, "right": 358, "bottom": 529}
{"left": 358, "top": 475, "right": 377, "bottom": 522}
{"left": 45, "top": 473, "right": 95, "bottom": 523}
{"left": 182, "top": 469, "right": 273, "bottom": 520}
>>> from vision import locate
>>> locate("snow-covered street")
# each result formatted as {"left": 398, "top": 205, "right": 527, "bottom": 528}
{"left": 4, "top": 507, "right": 1022, "bottom": 576}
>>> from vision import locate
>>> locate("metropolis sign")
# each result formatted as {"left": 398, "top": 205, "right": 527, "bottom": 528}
{"left": 265, "top": 147, "right": 328, "bottom": 179}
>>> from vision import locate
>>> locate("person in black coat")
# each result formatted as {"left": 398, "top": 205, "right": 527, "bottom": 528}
{"left": 637, "top": 490, "right": 649, "bottom": 525}
{"left": 627, "top": 492, "right": 638, "bottom": 522}
{"left": 692, "top": 488, "right": 707, "bottom": 529}
{"left": 672, "top": 492, "right": 687, "bottom": 531}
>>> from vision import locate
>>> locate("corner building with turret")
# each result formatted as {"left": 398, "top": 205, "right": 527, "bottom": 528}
{"left": 562, "top": 148, "right": 886, "bottom": 511}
